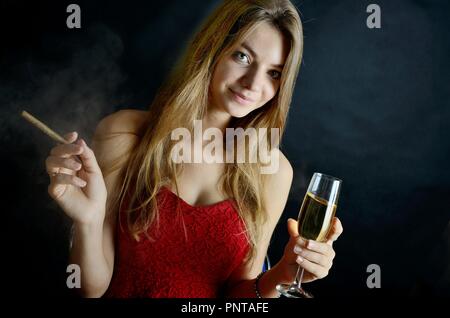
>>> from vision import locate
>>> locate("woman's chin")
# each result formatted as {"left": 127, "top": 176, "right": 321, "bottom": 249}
{"left": 225, "top": 103, "right": 254, "bottom": 118}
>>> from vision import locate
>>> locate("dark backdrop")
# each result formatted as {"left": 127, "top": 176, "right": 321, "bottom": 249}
{"left": 0, "top": 0, "right": 448, "bottom": 298}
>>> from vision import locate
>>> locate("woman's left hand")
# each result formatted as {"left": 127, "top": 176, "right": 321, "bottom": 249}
{"left": 278, "top": 217, "right": 343, "bottom": 283}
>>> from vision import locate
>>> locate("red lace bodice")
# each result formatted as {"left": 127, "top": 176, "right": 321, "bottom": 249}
{"left": 104, "top": 186, "right": 250, "bottom": 298}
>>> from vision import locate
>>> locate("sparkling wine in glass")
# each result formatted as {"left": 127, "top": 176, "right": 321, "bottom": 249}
{"left": 276, "top": 172, "right": 342, "bottom": 298}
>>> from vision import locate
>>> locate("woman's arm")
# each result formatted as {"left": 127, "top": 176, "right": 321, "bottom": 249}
{"left": 225, "top": 150, "right": 343, "bottom": 298}
{"left": 69, "top": 109, "right": 145, "bottom": 297}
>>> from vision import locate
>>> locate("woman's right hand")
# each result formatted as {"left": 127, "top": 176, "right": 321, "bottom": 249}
{"left": 46, "top": 131, "right": 107, "bottom": 226}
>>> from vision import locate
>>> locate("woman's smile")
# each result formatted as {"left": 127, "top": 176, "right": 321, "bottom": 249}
{"left": 228, "top": 87, "right": 256, "bottom": 106}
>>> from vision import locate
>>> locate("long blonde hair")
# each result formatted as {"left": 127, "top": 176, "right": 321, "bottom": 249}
{"left": 111, "top": 0, "right": 303, "bottom": 261}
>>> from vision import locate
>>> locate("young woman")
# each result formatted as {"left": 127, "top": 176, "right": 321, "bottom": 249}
{"left": 45, "top": 0, "right": 343, "bottom": 298}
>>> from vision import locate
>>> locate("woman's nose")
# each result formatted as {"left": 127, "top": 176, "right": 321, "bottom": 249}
{"left": 240, "top": 67, "right": 264, "bottom": 92}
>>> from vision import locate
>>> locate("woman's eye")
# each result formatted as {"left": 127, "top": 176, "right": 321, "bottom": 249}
{"left": 269, "top": 70, "right": 281, "bottom": 80}
{"left": 234, "top": 52, "right": 250, "bottom": 64}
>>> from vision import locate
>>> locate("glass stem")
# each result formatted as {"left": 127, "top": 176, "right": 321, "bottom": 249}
{"left": 295, "top": 266, "right": 305, "bottom": 289}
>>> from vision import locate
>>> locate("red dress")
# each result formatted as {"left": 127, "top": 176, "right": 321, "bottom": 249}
{"left": 104, "top": 186, "right": 250, "bottom": 298}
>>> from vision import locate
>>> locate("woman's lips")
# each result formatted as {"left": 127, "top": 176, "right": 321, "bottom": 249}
{"left": 229, "top": 88, "right": 255, "bottom": 105}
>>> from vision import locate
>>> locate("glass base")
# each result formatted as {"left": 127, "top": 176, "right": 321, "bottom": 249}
{"left": 276, "top": 283, "right": 314, "bottom": 298}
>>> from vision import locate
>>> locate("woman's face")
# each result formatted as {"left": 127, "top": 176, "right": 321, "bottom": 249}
{"left": 209, "top": 21, "right": 289, "bottom": 118}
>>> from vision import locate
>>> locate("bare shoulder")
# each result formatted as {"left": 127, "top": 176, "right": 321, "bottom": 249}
{"left": 95, "top": 109, "right": 149, "bottom": 136}
{"left": 92, "top": 109, "right": 148, "bottom": 177}
{"left": 262, "top": 148, "right": 294, "bottom": 220}
{"left": 273, "top": 149, "right": 293, "bottom": 182}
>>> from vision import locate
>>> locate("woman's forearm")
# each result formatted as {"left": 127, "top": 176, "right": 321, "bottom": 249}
{"left": 226, "top": 263, "right": 290, "bottom": 298}
{"left": 69, "top": 217, "right": 112, "bottom": 298}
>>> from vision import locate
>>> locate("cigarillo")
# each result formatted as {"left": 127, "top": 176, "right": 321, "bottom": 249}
{"left": 21, "top": 110, "right": 70, "bottom": 144}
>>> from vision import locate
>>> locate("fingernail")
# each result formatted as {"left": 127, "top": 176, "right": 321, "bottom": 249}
{"left": 308, "top": 240, "right": 315, "bottom": 249}
{"left": 80, "top": 180, "right": 87, "bottom": 187}
{"left": 297, "top": 256, "right": 304, "bottom": 263}
{"left": 298, "top": 238, "right": 307, "bottom": 246}
{"left": 77, "top": 139, "right": 85, "bottom": 147}
{"left": 294, "top": 245, "right": 302, "bottom": 254}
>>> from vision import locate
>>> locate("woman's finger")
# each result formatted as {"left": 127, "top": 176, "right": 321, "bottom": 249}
{"left": 294, "top": 245, "right": 333, "bottom": 267}
{"left": 296, "top": 255, "right": 329, "bottom": 279}
{"left": 63, "top": 132, "right": 82, "bottom": 165}
{"left": 47, "top": 167, "right": 76, "bottom": 176}
{"left": 63, "top": 131, "right": 78, "bottom": 143}
{"left": 46, "top": 156, "right": 82, "bottom": 173}
{"left": 50, "top": 143, "right": 83, "bottom": 158}
{"left": 51, "top": 173, "right": 87, "bottom": 187}
{"left": 296, "top": 238, "right": 334, "bottom": 257}
{"left": 287, "top": 218, "right": 299, "bottom": 238}
{"left": 325, "top": 217, "right": 344, "bottom": 245}
{"left": 76, "top": 139, "right": 102, "bottom": 174}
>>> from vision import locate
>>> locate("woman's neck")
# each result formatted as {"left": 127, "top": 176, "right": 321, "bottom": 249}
{"left": 202, "top": 106, "right": 232, "bottom": 134}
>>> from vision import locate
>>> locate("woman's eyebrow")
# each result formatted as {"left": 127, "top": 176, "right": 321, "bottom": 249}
{"left": 241, "top": 42, "right": 284, "bottom": 69}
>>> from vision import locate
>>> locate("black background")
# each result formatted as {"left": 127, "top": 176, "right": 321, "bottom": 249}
{"left": 0, "top": 0, "right": 449, "bottom": 298}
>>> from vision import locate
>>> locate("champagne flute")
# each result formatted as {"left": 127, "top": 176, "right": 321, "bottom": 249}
{"left": 276, "top": 172, "right": 342, "bottom": 298}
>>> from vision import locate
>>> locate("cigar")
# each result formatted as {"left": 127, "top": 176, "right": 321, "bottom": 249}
{"left": 21, "top": 110, "right": 70, "bottom": 144}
